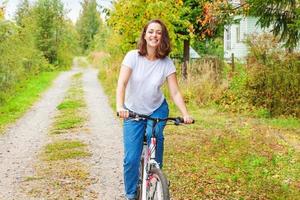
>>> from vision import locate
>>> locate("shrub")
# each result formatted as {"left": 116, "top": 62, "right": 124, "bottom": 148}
{"left": 0, "top": 20, "right": 48, "bottom": 105}
{"left": 180, "top": 56, "right": 227, "bottom": 106}
{"left": 245, "top": 33, "right": 300, "bottom": 117}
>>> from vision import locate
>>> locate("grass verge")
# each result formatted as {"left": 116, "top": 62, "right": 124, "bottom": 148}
{"left": 0, "top": 71, "right": 59, "bottom": 133}
{"left": 164, "top": 106, "right": 300, "bottom": 200}
{"left": 96, "top": 55, "right": 300, "bottom": 199}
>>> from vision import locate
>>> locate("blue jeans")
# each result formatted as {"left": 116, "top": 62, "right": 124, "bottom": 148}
{"left": 123, "top": 100, "right": 169, "bottom": 199}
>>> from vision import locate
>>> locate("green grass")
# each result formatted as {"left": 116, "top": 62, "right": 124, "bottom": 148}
{"left": 57, "top": 100, "right": 84, "bottom": 110}
{"left": 164, "top": 108, "right": 300, "bottom": 200}
{"left": 51, "top": 73, "right": 86, "bottom": 134}
{"left": 55, "top": 117, "right": 84, "bottom": 130}
{"left": 97, "top": 54, "right": 300, "bottom": 200}
{"left": 43, "top": 140, "right": 90, "bottom": 161}
{"left": 262, "top": 117, "right": 300, "bottom": 130}
{"left": 0, "top": 71, "right": 59, "bottom": 133}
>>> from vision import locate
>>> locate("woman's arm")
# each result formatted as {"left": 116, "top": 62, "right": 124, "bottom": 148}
{"left": 167, "top": 73, "right": 193, "bottom": 123}
{"left": 116, "top": 65, "right": 132, "bottom": 118}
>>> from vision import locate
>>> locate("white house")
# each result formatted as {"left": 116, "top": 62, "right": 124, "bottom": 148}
{"left": 224, "top": 0, "right": 268, "bottom": 61}
{"left": 224, "top": 15, "right": 266, "bottom": 61}
{"left": 224, "top": 0, "right": 299, "bottom": 61}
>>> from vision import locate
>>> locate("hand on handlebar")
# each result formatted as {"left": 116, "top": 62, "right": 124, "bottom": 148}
{"left": 183, "top": 115, "right": 194, "bottom": 124}
{"left": 117, "top": 108, "right": 129, "bottom": 119}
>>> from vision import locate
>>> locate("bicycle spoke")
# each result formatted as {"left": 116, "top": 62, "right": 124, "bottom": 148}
{"left": 147, "top": 174, "right": 164, "bottom": 200}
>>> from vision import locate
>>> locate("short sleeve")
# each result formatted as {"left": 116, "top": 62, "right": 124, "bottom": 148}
{"left": 122, "top": 50, "right": 137, "bottom": 70}
{"left": 164, "top": 58, "right": 176, "bottom": 77}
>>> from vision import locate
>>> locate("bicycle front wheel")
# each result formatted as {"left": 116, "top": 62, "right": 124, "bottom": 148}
{"left": 146, "top": 167, "right": 170, "bottom": 200}
{"left": 137, "top": 157, "right": 144, "bottom": 200}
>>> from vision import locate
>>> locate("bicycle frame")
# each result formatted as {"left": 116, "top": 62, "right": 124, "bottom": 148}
{"left": 141, "top": 120, "right": 161, "bottom": 200}
{"left": 118, "top": 111, "right": 193, "bottom": 200}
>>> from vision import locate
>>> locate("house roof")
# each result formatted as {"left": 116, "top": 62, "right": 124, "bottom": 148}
{"left": 190, "top": 46, "right": 200, "bottom": 59}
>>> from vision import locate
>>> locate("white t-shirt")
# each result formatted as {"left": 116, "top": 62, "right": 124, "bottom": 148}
{"left": 122, "top": 50, "right": 176, "bottom": 115}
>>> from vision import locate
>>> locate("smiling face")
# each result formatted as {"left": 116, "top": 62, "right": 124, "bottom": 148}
{"left": 138, "top": 19, "right": 171, "bottom": 58}
{"left": 144, "top": 22, "right": 162, "bottom": 49}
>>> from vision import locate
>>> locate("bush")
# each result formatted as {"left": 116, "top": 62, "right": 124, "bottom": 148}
{"left": 217, "top": 62, "right": 255, "bottom": 114}
{"left": 245, "top": 33, "right": 300, "bottom": 117}
{"left": 0, "top": 20, "right": 48, "bottom": 105}
{"left": 180, "top": 56, "right": 227, "bottom": 106}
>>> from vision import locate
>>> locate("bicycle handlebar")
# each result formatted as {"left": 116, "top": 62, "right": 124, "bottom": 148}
{"left": 117, "top": 111, "right": 195, "bottom": 125}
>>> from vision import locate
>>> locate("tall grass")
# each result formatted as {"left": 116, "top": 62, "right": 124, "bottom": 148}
{"left": 0, "top": 71, "right": 59, "bottom": 133}
{"left": 178, "top": 57, "right": 228, "bottom": 106}
{"left": 245, "top": 33, "right": 300, "bottom": 117}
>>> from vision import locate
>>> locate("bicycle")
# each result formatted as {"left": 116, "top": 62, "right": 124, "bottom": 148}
{"left": 122, "top": 111, "right": 193, "bottom": 200}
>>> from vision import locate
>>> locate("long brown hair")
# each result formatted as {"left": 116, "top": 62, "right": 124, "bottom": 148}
{"left": 137, "top": 19, "right": 171, "bottom": 59}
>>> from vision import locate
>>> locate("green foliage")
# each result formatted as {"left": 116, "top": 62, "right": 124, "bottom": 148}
{"left": 0, "top": 0, "right": 79, "bottom": 125}
{"left": 217, "top": 63, "right": 254, "bottom": 114}
{"left": 33, "top": 0, "right": 79, "bottom": 66}
{"left": 56, "top": 20, "right": 80, "bottom": 67}
{"left": 246, "top": 33, "right": 300, "bottom": 117}
{"left": 193, "top": 37, "right": 224, "bottom": 58}
{"left": 247, "top": 0, "right": 300, "bottom": 50}
{"left": 0, "top": 20, "right": 48, "bottom": 104}
{"left": 218, "top": 33, "right": 299, "bottom": 117}
{"left": 76, "top": 0, "right": 102, "bottom": 53}
{"left": 107, "top": 0, "right": 179, "bottom": 54}
{"left": 34, "top": 0, "right": 64, "bottom": 64}
{"left": 15, "top": 0, "right": 31, "bottom": 26}
{"left": 0, "top": 71, "right": 59, "bottom": 133}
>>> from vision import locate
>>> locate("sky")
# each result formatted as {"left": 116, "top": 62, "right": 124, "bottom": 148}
{"left": 2, "top": 0, "right": 112, "bottom": 23}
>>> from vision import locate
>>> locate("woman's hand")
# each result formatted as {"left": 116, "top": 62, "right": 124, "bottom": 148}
{"left": 117, "top": 108, "right": 129, "bottom": 119}
{"left": 183, "top": 115, "right": 194, "bottom": 124}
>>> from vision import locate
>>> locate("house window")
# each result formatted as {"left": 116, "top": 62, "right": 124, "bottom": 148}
{"left": 226, "top": 27, "right": 231, "bottom": 50}
{"left": 236, "top": 25, "right": 241, "bottom": 43}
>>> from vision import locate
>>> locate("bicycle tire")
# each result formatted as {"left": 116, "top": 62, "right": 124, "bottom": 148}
{"left": 137, "top": 157, "right": 144, "bottom": 200}
{"left": 146, "top": 167, "right": 170, "bottom": 200}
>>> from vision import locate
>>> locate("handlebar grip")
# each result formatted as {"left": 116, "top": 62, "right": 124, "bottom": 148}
{"left": 116, "top": 111, "right": 139, "bottom": 118}
{"left": 177, "top": 117, "right": 195, "bottom": 124}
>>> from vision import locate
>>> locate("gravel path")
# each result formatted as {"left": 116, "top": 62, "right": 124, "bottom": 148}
{"left": 0, "top": 69, "right": 77, "bottom": 199}
{"left": 82, "top": 68, "right": 124, "bottom": 199}
{"left": 0, "top": 67, "right": 125, "bottom": 199}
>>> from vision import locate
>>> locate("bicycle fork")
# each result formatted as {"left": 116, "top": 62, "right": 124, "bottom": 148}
{"left": 142, "top": 137, "right": 158, "bottom": 200}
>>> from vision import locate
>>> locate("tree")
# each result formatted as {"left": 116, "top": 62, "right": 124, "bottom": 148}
{"left": 34, "top": 0, "right": 65, "bottom": 64}
{"left": 57, "top": 20, "right": 80, "bottom": 67}
{"left": 247, "top": 0, "right": 300, "bottom": 50}
{"left": 76, "top": 0, "right": 102, "bottom": 53}
{"left": 15, "top": 0, "right": 31, "bottom": 26}
{"left": 174, "top": 0, "right": 234, "bottom": 79}
{"left": 107, "top": 0, "right": 234, "bottom": 79}
{"left": 107, "top": 0, "right": 178, "bottom": 53}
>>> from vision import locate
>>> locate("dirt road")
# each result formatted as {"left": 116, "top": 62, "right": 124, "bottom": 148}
{"left": 0, "top": 66, "right": 124, "bottom": 199}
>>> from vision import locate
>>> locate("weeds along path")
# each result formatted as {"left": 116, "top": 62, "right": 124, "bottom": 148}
{"left": 0, "top": 69, "right": 78, "bottom": 199}
{"left": 82, "top": 68, "right": 124, "bottom": 199}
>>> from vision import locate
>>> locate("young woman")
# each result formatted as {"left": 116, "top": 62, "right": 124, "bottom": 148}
{"left": 116, "top": 19, "right": 193, "bottom": 200}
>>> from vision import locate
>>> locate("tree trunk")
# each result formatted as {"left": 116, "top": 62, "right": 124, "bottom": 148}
{"left": 182, "top": 39, "right": 190, "bottom": 80}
